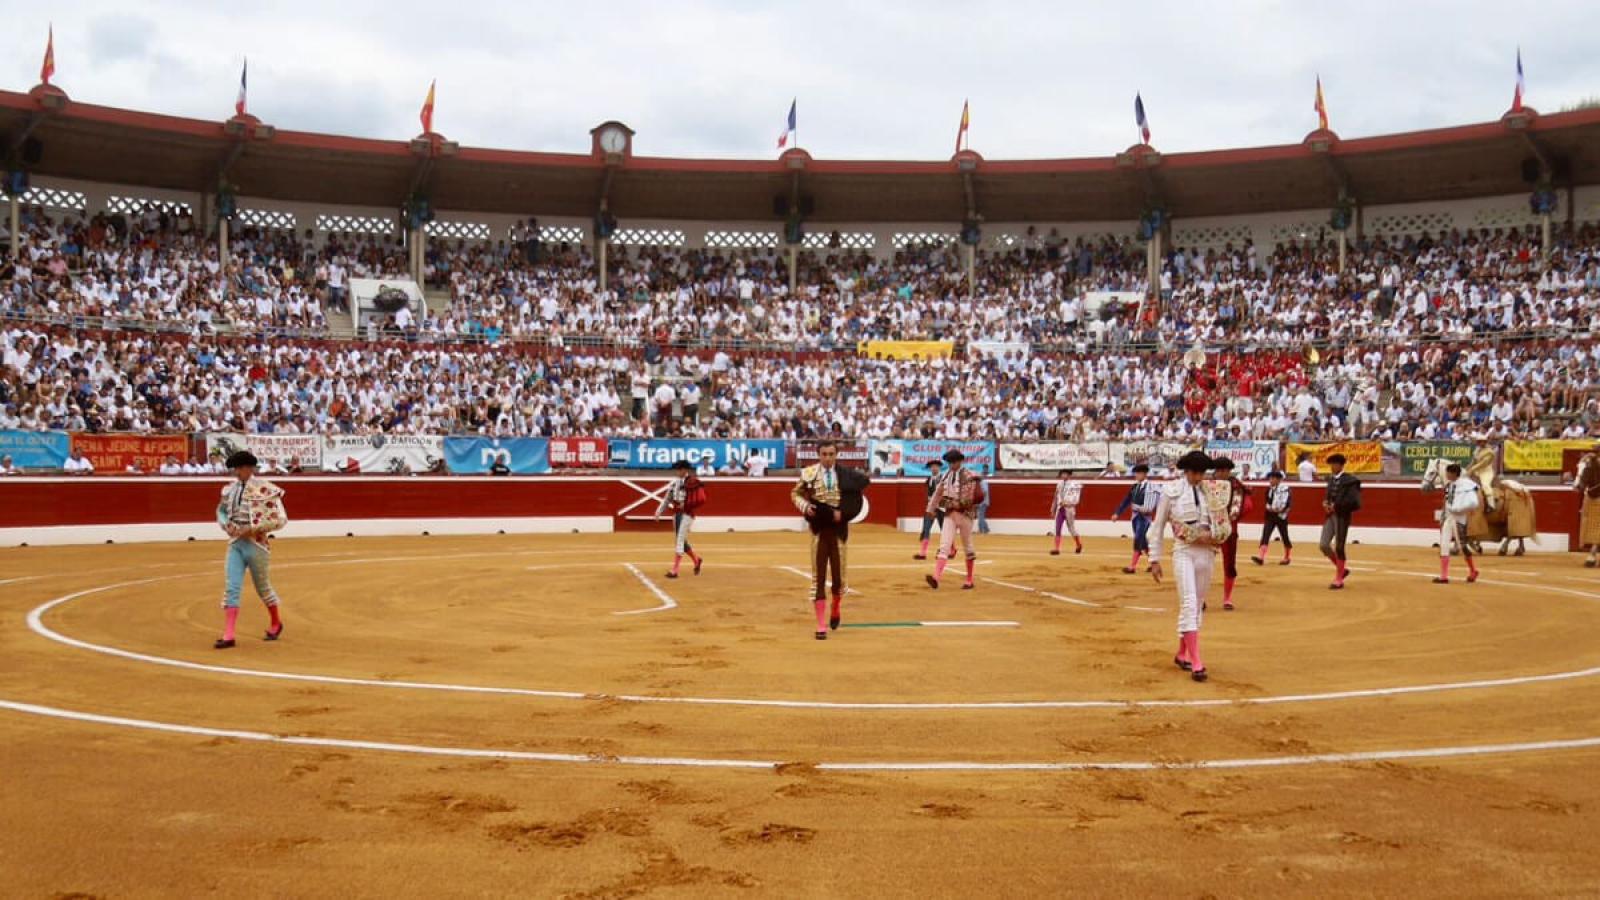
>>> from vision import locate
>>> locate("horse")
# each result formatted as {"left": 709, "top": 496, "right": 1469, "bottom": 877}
{"left": 1419, "top": 455, "right": 1538, "bottom": 556}
{"left": 1575, "top": 452, "right": 1600, "bottom": 567}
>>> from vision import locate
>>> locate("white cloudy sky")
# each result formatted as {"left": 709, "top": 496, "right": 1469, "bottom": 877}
{"left": 7, "top": 1, "right": 1598, "bottom": 160}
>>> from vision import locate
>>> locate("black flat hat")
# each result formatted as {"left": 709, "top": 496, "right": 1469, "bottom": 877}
{"left": 225, "top": 450, "right": 259, "bottom": 469}
{"left": 1176, "top": 450, "right": 1213, "bottom": 473}
{"left": 942, "top": 449, "right": 965, "bottom": 463}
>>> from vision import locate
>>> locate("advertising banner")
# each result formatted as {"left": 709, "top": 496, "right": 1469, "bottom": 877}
{"left": 968, "top": 341, "right": 1031, "bottom": 361}
{"left": 548, "top": 436, "right": 609, "bottom": 468}
{"left": 0, "top": 430, "right": 70, "bottom": 469}
{"left": 1285, "top": 441, "right": 1383, "bottom": 475}
{"left": 71, "top": 433, "right": 191, "bottom": 472}
{"left": 793, "top": 440, "right": 870, "bottom": 468}
{"left": 205, "top": 433, "right": 325, "bottom": 471}
{"left": 1204, "top": 440, "right": 1281, "bottom": 479}
{"left": 1110, "top": 440, "right": 1199, "bottom": 473}
{"left": 1396, "top": 441, "right": 1475, "bottom": 476}
{"left": 443, "top": 437, "right": 550, "bottom": 474}
{"left": 1503, "top": 439, "right": 1596, "bottom": 473}
{"left": 320, "top": 434, "right": 446, "bottom": 474}
{"left": 857, "top": 340, "right": 955, "bottom": 360}
{"left": 607, "top": 438, "right": 786, "bottom": 471}
{"left": 998, "top": 442, "right": 1111, "bottom": 472}
{"left": 869, "top": 439, "right": 997, "bottom": 477}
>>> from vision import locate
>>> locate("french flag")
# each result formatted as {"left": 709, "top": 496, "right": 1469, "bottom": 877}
{"left": 235, "top": 59, "right": 248, "bottom": 117}
{"left": 1135, "top": 93, "right": 1150, "bottom": 144}
{"left": 777, "top": 99, "right": 796, "bottom": 149}
{"left": 1511, "top": 48, "right": 1524, "bottom": 112}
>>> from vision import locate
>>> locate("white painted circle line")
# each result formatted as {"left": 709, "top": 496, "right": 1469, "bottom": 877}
{"left": 24, "top": 572, "right": 1600, "bottom": 712}
{"left": 615, "top": 564, "right": 679, "bottom": 615}
{"left": 3, "top": 697, "right": 1598, "bottom": 772}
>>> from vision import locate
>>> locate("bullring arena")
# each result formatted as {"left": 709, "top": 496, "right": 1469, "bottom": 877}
{"left": 6, "top": 11, "right": 1600, "bottom": 894}
{"left": 4, "top": 477, "right": 1600, "bottom": 896}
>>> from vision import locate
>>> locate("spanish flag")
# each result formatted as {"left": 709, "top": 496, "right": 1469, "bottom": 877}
{"left": 955, "top": 99, "right": 970, "bottom": 153}
{"left": 420, "top": 79, "right": 436, "bottom": 134}
{"left": 1314, "top": 75, "right": 1329, "bottom": 131}
{"left": 40, "top": 24, "right": 55, "bottom": 85}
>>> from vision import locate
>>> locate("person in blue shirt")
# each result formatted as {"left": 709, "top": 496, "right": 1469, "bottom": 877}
{"left": 1111, "top": 463, "right": 1158, "bottom": 573}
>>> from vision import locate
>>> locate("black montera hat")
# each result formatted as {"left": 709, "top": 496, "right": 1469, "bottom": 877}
{"left": 1327, "top": 453, "right": 1347, "bottom": 465}
{"left": 225, "top": 450, "right": 259, "bottom": 469}
{"left": 1176, "top": 450, "right": 1213, "bottom": 472}
{"left": 1212, "top": 457, "right": 1235, "bottom": 470}
{"left": 942, "top": 449, "right": 965, "bottom": 463}
{"left": 1131, "top": 463, "right": 1150, "bottom": 473}
{"left": 671, "top": 459, "right": 693, "bottom": 470}
{"left": 1268, "top": 470, "right": 1285, "bottom": 479}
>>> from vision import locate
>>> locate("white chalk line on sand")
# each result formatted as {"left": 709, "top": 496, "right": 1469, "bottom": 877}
{"left": 983, "top": 576, "right": 1104, "bottom": 609}
{"left": 614, "top": 564, "right": 678, "bottom": 615}
{"left": 23, "top": 572, "right": 1600, "bottom": 711}
{"left": 2, "top": 696, "right": 1598, "bottom": 772}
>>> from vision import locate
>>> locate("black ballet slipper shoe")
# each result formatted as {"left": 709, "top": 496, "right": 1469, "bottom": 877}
{"left": 814, "top": 631, "right": 827, "bottom": 641}
{"left": 1174, "top": 656, "right": 1192, "bottom": 671}
{"left": 264, "top": 624, "right": 284, "bottom": 641}
{"left": 925, "top": 575, "right": 940, "bottom": 590}
{"left": 1191, "top": 668, "right": 1209, "bottom": 683}
{"left": 694, "top": 558, "right": 703, "bottom": 575}
{"left": 213, "top": 638, "right": 236, "bottom": 649}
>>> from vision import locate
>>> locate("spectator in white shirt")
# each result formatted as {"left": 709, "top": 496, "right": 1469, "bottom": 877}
{"left": 1296, "top": 453, "right": 1316, "bottom": 483}
{"left": 745, "top": 453, "right": 770, "bottom": 478}
{"left": 63, "top": 449, "right": 95, "bottom": 475}
{"left": 0, "top": 454, "right": 18, "bottom": 475}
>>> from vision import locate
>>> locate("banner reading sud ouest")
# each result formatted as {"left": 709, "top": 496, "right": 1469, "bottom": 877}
{"left": 869, "top": 439, "right": 996, "bottom": 477}
{"left": 320, "top": 434, "right": 446, "bottom": 474}
{"left": 443, "top": 437, "right": 550, "bottom": 474}
{"left": 607, "top": 438, "right": 786, "bottom": 470}
{"left": 548, "top": 436, "right": 609, "bottom": 468}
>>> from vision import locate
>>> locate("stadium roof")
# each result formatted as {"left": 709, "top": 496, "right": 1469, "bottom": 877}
{"left": 3, "top": 88, "right": 1598, "bottom": 224}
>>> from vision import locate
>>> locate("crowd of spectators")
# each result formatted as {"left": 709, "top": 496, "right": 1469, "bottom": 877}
{"left": 3, "top": 200, "right": 1599, "bottom": 447}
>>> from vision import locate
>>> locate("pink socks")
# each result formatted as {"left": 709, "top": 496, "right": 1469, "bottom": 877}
{"left": 1440, "top": 557, "right": 1450, "bottom": 579}
{"left": 1223, "top": 576, "right": 1235, "bottom": 604}
{"left": 1130, "top": 550, "right": 1143, "bottom": 569}
{"left": 672, "top": 554, "right": 683, "bottom": 575}
{"left": 934, "top": 557, "right": 949, "bottom": 580}
{"left": 1052, "top": 536, "right": 1062, "bottom": 552}
{"left": 812, "top": 600, "right": 827, "bottom": 632}
{"left": 1183, "top": 631, "right": 1204, "bottom": 671}
{"left": 919, "top": 538, "right": 930, "bottom": 556}
{"left": 223, "top": 607, "right": 239, "bottom": 641}
{"left": 964, "top": 557, "right": 975, "bottom": 585}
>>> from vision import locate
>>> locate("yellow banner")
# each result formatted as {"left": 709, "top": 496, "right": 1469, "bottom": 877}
{"left": 1286, "top": 441, "right": 1382, "bottom": 475}
{"left": 1503, "top": 439, "right": 1596, "bottom": 473}
{"left": 858, "top": 340, "right": 955, "bottom": 361}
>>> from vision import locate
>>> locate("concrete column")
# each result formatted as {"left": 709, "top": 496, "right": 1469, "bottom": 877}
{"left": 410, "top": 226, "right": 425, "bottom": 284}
{"left": 218, "top": 216, "right": 230, "bottom": 282}
{"left": 598, "top": 238, "right": 609, "bottom": 294}
{"left": 965, "top": 243, "right": 976, "bottom": 298}
{"left": 1541, "top": 212, "right": 1552, "bottom": 261}
{"left": 787, "top": 243, "right": 797, "bottom": 294}
{"left": 8, "top": 194, "right": 18, "bottom": 261}
{"left": 1338, "top": 229, "right": 1347, "bottom": 273}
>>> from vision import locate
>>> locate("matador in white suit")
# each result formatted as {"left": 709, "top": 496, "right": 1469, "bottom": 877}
{"left": 1148, "top": 450, "right": 1228, "bottom": 683}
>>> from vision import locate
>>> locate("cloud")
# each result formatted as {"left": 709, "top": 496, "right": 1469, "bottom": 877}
{"left": 8, "top": 0, "right": 1599, "bottom": 160}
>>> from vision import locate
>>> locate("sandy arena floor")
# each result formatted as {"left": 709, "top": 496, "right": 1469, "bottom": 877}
{"left": 2, "top": 526, "right": 1599, "bottom": 898}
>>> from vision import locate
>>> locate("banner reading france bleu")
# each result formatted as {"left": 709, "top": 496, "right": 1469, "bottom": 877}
{"left": 0, "top": 430, "right": 71, "bottom": 469}
{"left": 869, "top": 439, "right": 997, "bottom": 477}
{"left": 443, "top": 437, "right": 551, "bottom": 474}
{"left": 606, "top": 438, "right": 786, "bottom": 470}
